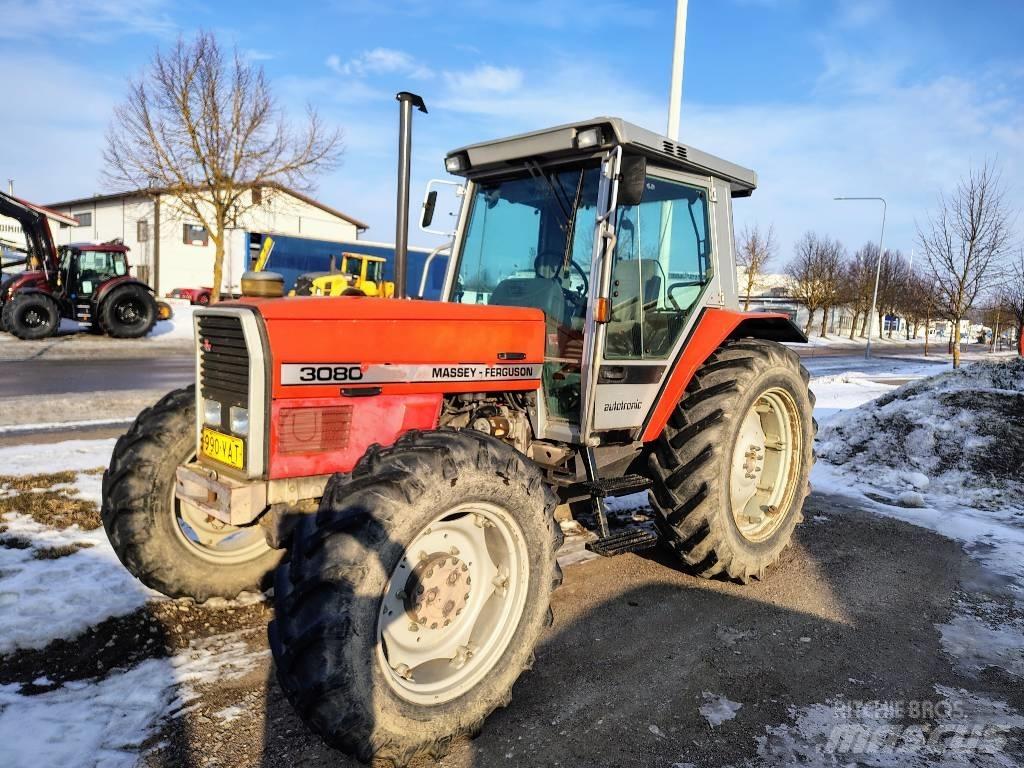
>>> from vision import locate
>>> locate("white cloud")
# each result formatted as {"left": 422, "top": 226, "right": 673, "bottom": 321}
{"left": 326, "top": 48, "right": 433, "bottom": 80}
{"left": 835, "top": 0, "right": 889, "bottom": 29}
{"left": 0, "top": 0, "right": 175, "bottom": 41}
{"left": 443, "top": 65, "right": 524, "bottom": 95}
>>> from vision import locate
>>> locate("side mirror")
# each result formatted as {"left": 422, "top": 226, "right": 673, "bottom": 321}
{"left": 421, "top": 190, "right": 438, "bottom": 229}
{"left": 618, "top": 155, "right": 647, "bottom": 207}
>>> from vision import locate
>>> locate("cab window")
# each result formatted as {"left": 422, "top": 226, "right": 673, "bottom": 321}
{"left": 605, "top": 176, "right": 711, "bottom": 359}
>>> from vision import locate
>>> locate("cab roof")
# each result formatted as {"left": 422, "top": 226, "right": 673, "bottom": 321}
{"left": 446, "top": 117, "right": 757, "bottom": 197}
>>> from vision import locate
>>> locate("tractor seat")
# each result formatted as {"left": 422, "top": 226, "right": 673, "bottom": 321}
{"left": 489, "top": 277, "right": 567, "bottom": 329}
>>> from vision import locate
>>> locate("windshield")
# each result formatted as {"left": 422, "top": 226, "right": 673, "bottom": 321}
{"left": 452, "top": 166, "right": 600, "bottom": 327}
{"left": 78, "top": 250, "right": 128, "bottom": 278}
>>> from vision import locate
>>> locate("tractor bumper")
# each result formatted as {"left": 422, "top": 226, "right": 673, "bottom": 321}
{"left": 174, "top": 462, "right": 329, "bottom": 527}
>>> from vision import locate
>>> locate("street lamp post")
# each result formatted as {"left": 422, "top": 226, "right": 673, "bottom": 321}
{"left": 834, "top": 196, "right": 887, "bottom": 359}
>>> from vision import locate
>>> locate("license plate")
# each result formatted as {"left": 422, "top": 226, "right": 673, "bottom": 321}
{"left": 201, "top": 427, "right": 244, "bottom": 470}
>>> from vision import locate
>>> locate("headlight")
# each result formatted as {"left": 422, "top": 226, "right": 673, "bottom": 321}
{"left": 203, "top": 399, "right": 222, "bottom": 426}
{"left": 229, "top": 406, "right": 249, "bottom": 436}
{"left": 445, "top": 153, "right": 468, "bottom": 173}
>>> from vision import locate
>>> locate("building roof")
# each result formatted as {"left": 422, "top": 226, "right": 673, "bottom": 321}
{"left": 9, "top": 197, "right": 79, "bottom": 227}
{"left": 46, "top": 182, "right": 369, "bottom": 231}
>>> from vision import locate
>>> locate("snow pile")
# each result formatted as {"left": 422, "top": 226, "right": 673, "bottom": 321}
{"left": 817, "top": 359, "right": 1024, "bottom": 510}
{"left": 148, "top": 300, "right": 195, "bottom": 341}
{"left": 814, "top": 358, "right": 1024, "bottom": 590}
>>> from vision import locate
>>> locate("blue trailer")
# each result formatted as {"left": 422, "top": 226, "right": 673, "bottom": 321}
{"left": 246, "top": 233, "right": 449, "bottom": 299}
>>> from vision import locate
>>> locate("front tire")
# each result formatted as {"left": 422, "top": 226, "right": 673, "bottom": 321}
{"left": 98, "top": 285, "right": 157, "bottom": 338}
{"left": 270, "top": 429, "right": 562, "bottom": 765}
{"left": 4, "top": 293, "right": 59, "bottom": 340}
{"left": 102, "top": 386, "right": 281, "bottom": 600}
{"left": 648, "top": 339, "right": 815, "bottom": 582}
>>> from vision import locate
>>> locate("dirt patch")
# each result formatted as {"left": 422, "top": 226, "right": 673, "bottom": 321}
{"left": 0, "top": 470, "right": 103, "bottom": 530}
{"left": 33, "top": 541, "right": 95, "bottom": 560}
{"left": 0, "top": 598, "right": 272, "bottom": 693}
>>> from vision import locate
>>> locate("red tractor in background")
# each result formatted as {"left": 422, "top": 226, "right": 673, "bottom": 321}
{"left": 102, "top": 95, "right": 815, "bottom": 765}
{"left": 0, "top": 190, "right": 161, "bottom": 340}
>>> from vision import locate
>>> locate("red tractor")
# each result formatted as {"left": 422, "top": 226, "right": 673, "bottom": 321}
{"left": 102, "top": 96, "right": 814, "bottom": 765}
{"left": 0, "top": 190, "right": 159, "bottom": 339}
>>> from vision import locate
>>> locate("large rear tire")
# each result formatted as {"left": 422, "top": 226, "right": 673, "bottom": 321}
{"left": 102, "top": 386, "right": 281, "bottom": 600}
{"left": 270, "top": 429, "right": 562, "bottom": 766}
{"left": 648, "top": 339, "right": 815, "bottom": 582}
{"left": 3, "top": 293, "right": 59, "bottom": 340}
{"left": 98, "top": 284, "right": 157, "bottom": 338}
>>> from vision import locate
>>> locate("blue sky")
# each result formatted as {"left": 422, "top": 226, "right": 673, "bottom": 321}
{"left": 3, "top": 0, "right": 1023, "bottom": 264}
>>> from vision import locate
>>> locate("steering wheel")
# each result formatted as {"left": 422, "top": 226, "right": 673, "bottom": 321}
{"left": 667, "top": 280, "right": 704, "bottom": 312}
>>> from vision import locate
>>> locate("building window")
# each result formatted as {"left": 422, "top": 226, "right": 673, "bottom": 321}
{"left": 183, "top": 223, "right": 209, "bottom": 246}
{"left": 73, "top": 211, "right": 92, "bottom": 227}
{"left": 137, "top": 220, "right": 149, "bottom": 242}
{"left": 251, "top": 187, "right": 262, "bottom": 205}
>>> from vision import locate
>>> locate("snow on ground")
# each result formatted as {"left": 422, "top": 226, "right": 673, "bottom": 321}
{"left": 0, "top": 515, "right": 154, "bottom": 653}
{"left": 699, "top": 692, "right": 743, "bottom": 727}
{"left": 0, "top": 438, "right": 116, "bottom": 477}
{"left": 0, "top": 631, "right": 267, "bottom": 768}
{"left": 148, "top": 301, "right": 195, "bottom": 341}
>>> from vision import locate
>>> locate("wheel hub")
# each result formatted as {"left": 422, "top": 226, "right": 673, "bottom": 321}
{"left": 405, "top": 553, "right": 471, "bottom": 629}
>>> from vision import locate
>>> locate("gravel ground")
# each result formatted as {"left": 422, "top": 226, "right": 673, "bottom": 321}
{"left": 1, "top": 489, "right": 1003, "bottom": 768}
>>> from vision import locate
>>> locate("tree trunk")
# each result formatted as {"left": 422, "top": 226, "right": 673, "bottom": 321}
{"left": 878, "top": 310, "right": 885, "bottom": 340}
{"left": 849, "top": 310, "right": 859, "bottom": 340}
{"left": 951, "top": 316, "right": 961, "bottom": 368}
{"left": 210, "top": 230, "right": 225, "bottom": 306}
{"left": 859, "top": 312, "right": 868, "bottom": 338}
{"left": 819, "top": 306, "right": 829, "bottom": 337}
{"left": 1018, "top": 323, "right": 1024, "bottom": 356}
{"left": 924, "top": 315, "right": 930, "bottom": 356}
{"left": 803, "top": 308, "right": 814, "bottom": 336}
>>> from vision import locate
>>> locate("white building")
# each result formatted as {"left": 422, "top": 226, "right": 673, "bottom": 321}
{"left": 45, "top": 184, "right": 367, "bottom": 295}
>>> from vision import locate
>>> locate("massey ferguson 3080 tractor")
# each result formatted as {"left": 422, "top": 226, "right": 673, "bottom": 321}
{"left": 102, "top": 95, "right": 813, "bottom": 764}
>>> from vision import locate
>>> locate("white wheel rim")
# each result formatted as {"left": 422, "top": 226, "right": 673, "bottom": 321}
{"left": 377, "top": 501, "right": 530, "bottom": 705}
{"left": 729, "top": 387, "right": 801, "bottom": 543}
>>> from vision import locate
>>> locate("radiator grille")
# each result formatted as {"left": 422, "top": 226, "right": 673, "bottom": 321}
{"left": 277, "top": 406, "right": 353, "bottom": 454}
{"left": 198, "top": 314, "right": 250, "bottom": 408}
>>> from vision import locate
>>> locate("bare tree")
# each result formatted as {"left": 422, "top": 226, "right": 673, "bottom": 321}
{"left": 876, "top": 249, "right": 910, "bottom": 338}
{"left": 843, "top": 244, "right": 877, "bottom": 339}
{"left": 1003, "top": 249, "right": 1024, "bottom": 356}
{"left": 917, "top": 162, "right": 1012, "bottom": 367}
{"left": 787, "top": 232, "right": 845, "bottom": 337}
{"left": 105, "top": 32, "right": 342, "bottom": 302}
{"left": 736, "top": 223, "right": 777, "bottom": 311}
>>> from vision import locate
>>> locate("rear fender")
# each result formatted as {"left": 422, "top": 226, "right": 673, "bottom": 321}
{"left": 639, "top": 309, "right": 806, "bottom": 442}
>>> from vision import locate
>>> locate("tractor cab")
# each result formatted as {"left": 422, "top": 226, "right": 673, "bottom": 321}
{"left": 58, "top": 243, "right": 130, "bottom": 299}
{"left": 441, "top": 118, "right": 760, "bottom": 443}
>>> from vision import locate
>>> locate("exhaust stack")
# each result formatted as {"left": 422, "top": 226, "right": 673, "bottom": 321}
{"left": 394, "top": 92, "right": 427, "bottom": 300}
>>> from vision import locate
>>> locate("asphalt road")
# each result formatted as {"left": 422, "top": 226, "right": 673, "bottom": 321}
{"left": 0, "top": 337, "right": 982, "bottom": 399}
{"left": 0, "top": 355, "right": 194, "bottom": 397}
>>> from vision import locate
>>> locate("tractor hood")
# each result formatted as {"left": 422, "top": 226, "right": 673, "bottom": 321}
{"left": 239, "top": 297, "right": 547, "bottom": 400}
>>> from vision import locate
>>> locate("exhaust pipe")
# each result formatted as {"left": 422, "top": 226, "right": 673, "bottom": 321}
{"left": 394, "top": 91, "right": 427, "bottom": 300}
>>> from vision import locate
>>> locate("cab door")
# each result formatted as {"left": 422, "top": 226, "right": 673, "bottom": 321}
{"left": 586, "top": 167, "right": 719, "bottom": 435}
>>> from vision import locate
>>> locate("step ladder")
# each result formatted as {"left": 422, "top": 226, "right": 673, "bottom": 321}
{"left": 576, "top": 448, "right": 659, "bottom": 557}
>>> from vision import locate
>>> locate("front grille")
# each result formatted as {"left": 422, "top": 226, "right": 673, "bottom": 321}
{"left": 198, "top": 314, "right": 249, "bottom": 408}
{"left": 277, "top": 406, "right": 353, "bottom": 454}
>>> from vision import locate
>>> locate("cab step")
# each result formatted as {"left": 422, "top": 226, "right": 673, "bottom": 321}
{"left": 569, "top": 473, "right": 653, "bottom": 499}
{"left": 586, "top": 527, "right": 660, "bottom": 557}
